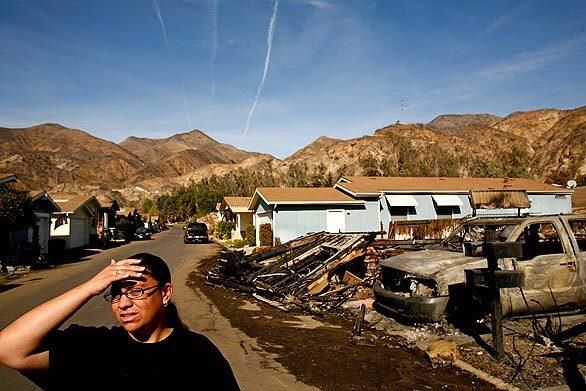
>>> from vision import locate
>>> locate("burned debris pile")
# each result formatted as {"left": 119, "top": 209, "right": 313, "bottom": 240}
{"left": 206, "top": 232, "right": 382, "bottom": 313}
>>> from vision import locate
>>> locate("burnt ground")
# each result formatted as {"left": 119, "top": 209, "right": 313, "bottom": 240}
{"left": 458, "top": 318, "right": 586, "bottom": 390}
{"left": 365, "top": 299, "right": 586, "bottom": 390}
{"left": 188, "top": 256, "right": 496, "bottom": 391}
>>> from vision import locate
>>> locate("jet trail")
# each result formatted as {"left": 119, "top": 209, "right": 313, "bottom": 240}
{"left": 240, "top": 0, "right": 279, "bottom": 143}
{"left": 151, "top": 0, "right": 193, "bottom": 130}
{"left": 151, "top": 0, "right": 169, "bottom": 45}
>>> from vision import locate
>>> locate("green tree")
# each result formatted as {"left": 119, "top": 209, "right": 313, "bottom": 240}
{"left": 141, "top": 198, "right": 154, "bottom": 214}
{"left": 0, "top": 185, "right": 36, "bottom": 229}
{"left": 359, "top": 154, "right": 380, "bottom": 176}
{"left": 0, "top": 184, "right": 38, "bottom": 268}
{"left": 116, "top": 218, "right": 135, "bottom": 241}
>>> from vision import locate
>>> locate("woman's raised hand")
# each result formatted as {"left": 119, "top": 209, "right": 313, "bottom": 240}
{"left": 81, "top": 259, "right": 145, "bottom": 296}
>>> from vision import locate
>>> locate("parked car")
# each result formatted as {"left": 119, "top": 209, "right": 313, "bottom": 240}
{"left": 184, "top": 222, "right": 209, "bottom": 244}
{"left": 374, "top": 214, "right": 586, "bottom": 322}
{"left": 134, "top": 227, "right": 152, "bottom": 240}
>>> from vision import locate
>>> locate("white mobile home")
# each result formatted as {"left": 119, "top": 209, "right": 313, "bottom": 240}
{"left": 50, "top": 194, "right": 101, "bottom": 249}
{"left": 219, "top": 197, "right": 253, "bottom": 240}
{"left": 30, "top": 191, "right": 61, "bottom": 254}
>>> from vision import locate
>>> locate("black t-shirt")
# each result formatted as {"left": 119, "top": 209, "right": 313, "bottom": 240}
{"left": 48, "top": 324, "right": 240, "bottom": 391}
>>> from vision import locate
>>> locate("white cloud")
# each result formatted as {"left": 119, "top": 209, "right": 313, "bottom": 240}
{"left": 286, "top": 0, "right": 332, "bottom": 10}
{"left": 478, "top": 36, "right": 586, "bottom": 80}
{"left": 483, "top": 1, "right": 533, "bottom": 34}
{"left": 409, "top": 36, "right": 586, "bottom": 110}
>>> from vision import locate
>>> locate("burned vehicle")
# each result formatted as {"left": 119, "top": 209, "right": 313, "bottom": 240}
{"left": 374, "top": 215, "right": 586, "bottom": 322}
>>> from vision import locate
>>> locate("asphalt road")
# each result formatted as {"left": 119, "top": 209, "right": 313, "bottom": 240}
{"left": 0, "top": 227, "right": 315, "bottom": 391}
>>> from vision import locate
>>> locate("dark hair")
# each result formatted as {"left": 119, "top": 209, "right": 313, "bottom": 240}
{"left": 126, "top": 253, "right": 189, "bottom": 330}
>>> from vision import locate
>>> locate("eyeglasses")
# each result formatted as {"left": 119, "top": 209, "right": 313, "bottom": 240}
{"left": 103, "top": 284, "right": 161, "bottom": 303}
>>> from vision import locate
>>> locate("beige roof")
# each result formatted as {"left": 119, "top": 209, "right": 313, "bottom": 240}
{"left": 28, "top": 190, "right": 61, "bottom": 211}
{"left": 221, "top": 197, "right": 253, "bottom": 213}
{"left": 0, "top": 173, "right": 16, "bottom": 183}
{"left": 336, "top": 176, "right": 570, "bottom": 196}
{"left": 224, "top": 197, "right": 252, "bottom": 207}
{"left": 252, "top": 187, "right": 361, "bottom": 208}
{"left": 28, "top": 189, "right": 46, "bottom": 199}
{"left": 573, "top": 186, "right": 586, "bottom": 213}
{"left": 117, "top": 207, "right": 138, "bottom": 216}
{"left": 50, "top": 193, "right": 98, "bottom": 213}
{"left": 96, "top": 197, "right": 120, "bottom": 210}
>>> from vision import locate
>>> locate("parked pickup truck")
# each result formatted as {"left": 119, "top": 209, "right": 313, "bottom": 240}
{"left": 374, "top": 214, "right": 586, "bottom": 322}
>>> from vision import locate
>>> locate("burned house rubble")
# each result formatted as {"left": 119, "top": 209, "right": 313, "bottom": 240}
{"left": 206, "top": 231, "right": 400, "bottom": 313}
{"left": 208, "top": 213, "right": 586, "bottom": 324}
{"left": 205, "top": 216, "right": 586, "bottom": 389}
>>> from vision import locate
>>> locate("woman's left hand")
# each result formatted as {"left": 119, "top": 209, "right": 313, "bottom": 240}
{"left": 81, "top": 259, "right": 145, "bottom": 297}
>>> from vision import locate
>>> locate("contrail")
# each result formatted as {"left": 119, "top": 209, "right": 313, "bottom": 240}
{"left": 240, "top": 0, "right": 279, "bottom": 143}
{"left": 151, "top": 0, "right": 169, "bottom": 45}
{"left": 151, "top": 0, "right": 193, "bottom": 130}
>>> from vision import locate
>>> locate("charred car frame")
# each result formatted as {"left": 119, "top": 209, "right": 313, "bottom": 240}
{"left": 374, "top": 214, "right": 586, "bottom": 322}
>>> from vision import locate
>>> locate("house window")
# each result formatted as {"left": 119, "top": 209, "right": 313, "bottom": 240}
{"left": 435, "top": 206, "right": 461, "bottom": 220}
{"left": 516, "top": 223, "right": 564, "bottom": 260}
{"left": 390, "top": 206, "right": 415, "bottom": 221}
{"left": 432, "top": 195, "right": 463, "bottom": 220}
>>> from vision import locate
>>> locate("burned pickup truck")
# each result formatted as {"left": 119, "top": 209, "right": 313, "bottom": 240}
{"left": 374, "top": 214, "right": 586, "bottom": 322}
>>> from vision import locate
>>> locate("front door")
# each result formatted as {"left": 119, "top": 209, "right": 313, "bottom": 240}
{"left": 37, "top": 216, "right": 49, "bottom": 254}
{"left": 327, "top": 210, "right": 345, "bottom": 233}
{"left": 69, "top": 218, "right": 87, "bottom": 248}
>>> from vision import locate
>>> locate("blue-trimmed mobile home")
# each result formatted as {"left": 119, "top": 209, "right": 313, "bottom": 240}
{"left": 335, "top": 176, "right": 573, "bottom": 237}
{"left": 248, "top": 187, "right": 373, "bottom": 244}
{"left": 247, "top": 177, "right": 574, "bottom": 244}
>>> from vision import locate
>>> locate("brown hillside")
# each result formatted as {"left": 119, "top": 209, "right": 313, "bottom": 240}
{"left": 426, "top": 113, "right": 502, "bottom": 132}
{"left": 492, "top": 109, "right": 562, "bottom": 144}
{"left": 121, "top": 130, "right": 259, "bottom": 185}
{"left": 287, "top": 136, "right": 343, "bottom": 160}
{"left": 127, "top": 148, "right": 229, "bottom": 183}
{"left": 281, "top": 122, "right": 528, "bottom": 179}
{"left": 119, "top": 129, "right": 254, "bottom": 164}
{"left": 116, "top": 154, "right": 278, "bottom": 200}
{"left": 529, "top": 106, "right": 586, "bottom": 181}
{"left": 1, "top": 106, "right": 583, "bottom": 201}
{"left": 177, "top": 154, "right": 277, "bottom": 186}
{"left": 0, "top": 123, "right": 142, "bottom": 190}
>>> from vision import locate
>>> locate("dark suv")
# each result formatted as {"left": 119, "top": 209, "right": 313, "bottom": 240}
{"left": 184, "top": 222, "right": 208, "bottom": 244}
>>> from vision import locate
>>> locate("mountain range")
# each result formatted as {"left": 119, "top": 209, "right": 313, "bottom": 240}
{"left": 1, "top": 105, "right": 584, "bottom": 202}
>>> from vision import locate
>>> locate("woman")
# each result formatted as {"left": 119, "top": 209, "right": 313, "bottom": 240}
{"left": 0, "top": 253, "right": 240, "bottom": 390}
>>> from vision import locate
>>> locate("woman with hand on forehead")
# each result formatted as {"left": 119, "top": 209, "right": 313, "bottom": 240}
{"left": 0, "top": 253, "right": 240, "bottom": 390}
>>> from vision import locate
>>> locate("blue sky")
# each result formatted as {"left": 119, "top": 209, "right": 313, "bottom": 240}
{"left": 1, "top": 0, "right": 585, "bottom": 158}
